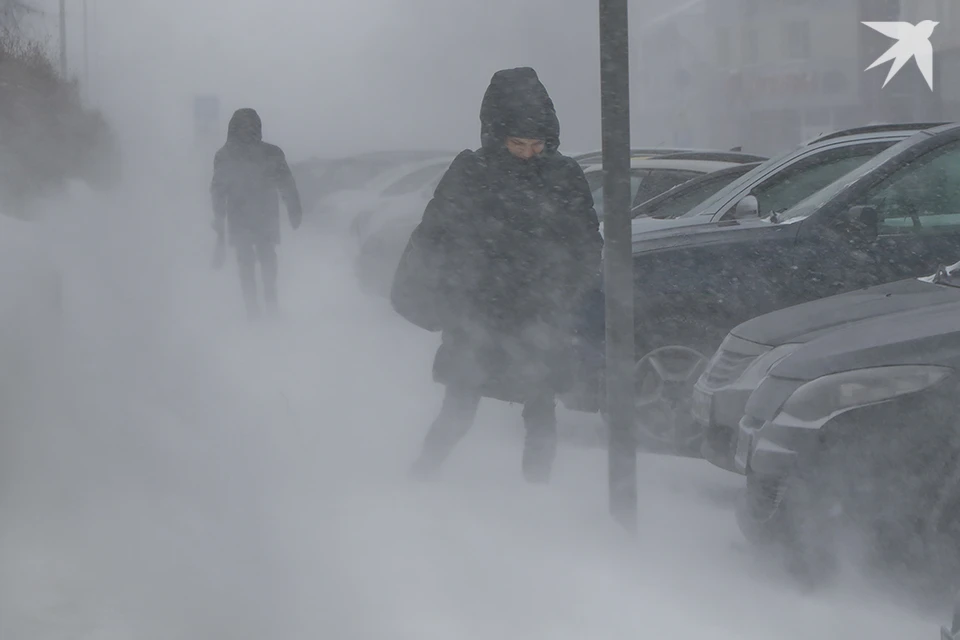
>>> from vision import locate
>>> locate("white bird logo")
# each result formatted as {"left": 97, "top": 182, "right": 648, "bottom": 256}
{"left": 861, "top": 20, "right": 938, "bottom": 90}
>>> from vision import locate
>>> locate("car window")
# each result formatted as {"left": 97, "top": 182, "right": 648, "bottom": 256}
{"left": 680, "top": 146, "right": 805, "bottom": 217}
{"left": 380, "top": 164, "right": 447, "bottom": 197}
{"left": 636, "top": 169, "right": 752, "bottom": 219}
{"left": 584, "top": 170, "right": 605, "bottom": 192}
{"left": 631, "top": 169, "right": 702, "bottom": 207}
{"left": 593, "top": 172, "right": 646, "bottom": 217}
{"left": 861, "top": 140, "right": 960, "bottom": 234}
{"left": 724, "top": 142, "right": 894, "bottom": 220}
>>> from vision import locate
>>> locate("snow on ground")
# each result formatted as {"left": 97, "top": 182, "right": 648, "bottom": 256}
{"left": 0, "top": 176, "right": 946, "bottom": 639}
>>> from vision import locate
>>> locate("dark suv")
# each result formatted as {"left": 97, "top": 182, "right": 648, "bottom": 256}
{"left": 568, "top": 122, "right": 960, "bottom": 454}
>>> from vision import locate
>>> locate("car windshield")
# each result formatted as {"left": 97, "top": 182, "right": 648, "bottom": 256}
{"left": 592, "top": 174, "right": 646, "bottom": 216}
{"left": 677, "top": 145, "right": 805, "bottom": 217}
{"left": 774, "top": 134, "right": 925, "bottom": 223}
{"left": 584, "top": 169, "right": 605, "bottom": 192}
{"left": 635, "top": 165, "right": 756, "bottom": 219}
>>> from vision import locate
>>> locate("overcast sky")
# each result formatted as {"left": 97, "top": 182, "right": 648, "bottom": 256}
{"left": 26, "top": 0, "right": 669, "bottom": 160}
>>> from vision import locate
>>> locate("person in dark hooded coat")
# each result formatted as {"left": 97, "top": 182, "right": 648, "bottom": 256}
{"left": 210, "top": 108, "right": 303, "bottom": 319}
{"left": 395, "top": 67, "right": 603, "bottom": 483}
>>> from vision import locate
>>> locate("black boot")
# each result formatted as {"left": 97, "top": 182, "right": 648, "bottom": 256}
{"left": 409, "top": 386, "right": 481, "bottom": 482}
{"left": 521, "top": 393, "right": 557, "bottom": 484}
{"left": 522, "top": 432, "right": 557, "bottom": 484}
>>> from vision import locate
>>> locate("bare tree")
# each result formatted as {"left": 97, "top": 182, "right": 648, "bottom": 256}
{"left": 0, "top": 0, "right": 38, "bottom": 35}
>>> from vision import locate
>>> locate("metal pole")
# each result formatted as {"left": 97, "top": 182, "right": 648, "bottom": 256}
{"left": 83, "top": 0, "right": 89, "bottom": 89}
{"left": 58, "top": 0, "right": 66, "bottom": 77}
{"left": 599, "top": 0, "right": 636, "bottom": 533}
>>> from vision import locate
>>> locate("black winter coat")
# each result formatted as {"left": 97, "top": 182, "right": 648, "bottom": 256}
{"left": 210, "top": 109, "right": 302, "bottom": 247}
{"left": 392, "top": 67, "right": 602, "bottom": 403}
{"left": 416, "top": 145, "right": 602, "bottom": 402}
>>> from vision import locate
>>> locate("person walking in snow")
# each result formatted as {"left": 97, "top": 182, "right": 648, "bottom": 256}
{"left": 210, "top": 108, "right": 303, "bottom": 319}
{"left": 391, "top": 67, "right": 603, "bottom": 483}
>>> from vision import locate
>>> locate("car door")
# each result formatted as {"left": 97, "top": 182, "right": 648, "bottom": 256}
{"left": 855, "top": 138, "right": 960, "bottom": 281}
{"left": 788, "top": 138, "right": 960, "bottom": 306}
{"left": 731, "top": 143, "right": 902, "bottom": 309}
{"left": 716, "top": 141, "right": 899, "bottom": 222}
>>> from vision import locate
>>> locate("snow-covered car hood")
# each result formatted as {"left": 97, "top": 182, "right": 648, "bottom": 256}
{"left": 730, "top": 277, "right": 960, "bottom": 347}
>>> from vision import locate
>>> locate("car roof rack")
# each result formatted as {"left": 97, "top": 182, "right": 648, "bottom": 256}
{"left": 810, "top": 122, "right": 950, "bottom": 144}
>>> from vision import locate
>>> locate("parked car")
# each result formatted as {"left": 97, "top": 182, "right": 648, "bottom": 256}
{"left": 649, "top": 151, "right": 769, "bottom": 163}
{"left": 697, "top": 273, "right": 960, "bottom": 474}
{"left": 293, "top": 150, "right": 456, "bottom": 230}
{"left": 355, "top": 156, "right": 748, "bottom": 299}
{"left": 574, "top": 148, "right": 715, "bottom": 165}
{"left": 573, "top": 147, "right": 764, "bottom": 166}
{"left": 733, "top": 264, "right": 960, "bottom": 580}
{"left": 561, "top": 122, "right": 952, "bottom": 451}
{"left": 691, "top": 122, "right": 960, "bottom": 469}
{"left": 623, "top": 122, "right": 947, "bottom": 238}
{"left": 584, "top": 157, "right": 747, "bottom": 218}
{"left": 630, "top": 162, "right": 763, "bottom": 220}
{"left": 318, "top": 155, "right": 455, "bottom": 237}
{"left": 348, "top": 157, "right": 455, "bottom": 242}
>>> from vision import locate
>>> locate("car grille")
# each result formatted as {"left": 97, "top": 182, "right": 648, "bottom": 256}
{"left": 700, "top": 348, "right": 763, "bottom": 389}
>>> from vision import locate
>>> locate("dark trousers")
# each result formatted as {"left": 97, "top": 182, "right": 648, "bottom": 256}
{"left": 236, "top": 241, "right": 278, "bottom": 318}
{"left": 414, "top": 384, "right": 558, "bottom": 483}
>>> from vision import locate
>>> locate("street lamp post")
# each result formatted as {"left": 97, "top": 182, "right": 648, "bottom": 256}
{"left": 83, "top": 0, "right": 89, "bottom": 89}
{"left": 58, "top": 0, "right": 66, "bottom": 77}
{"left": 599, "top": 0, "right": 637, "bottom": 533}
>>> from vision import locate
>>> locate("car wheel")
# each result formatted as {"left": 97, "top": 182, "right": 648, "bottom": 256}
{"left": 629, "top": 344, "right": 708, "bottom": 451}
{"left": 738, "top": 470, "right": 838, "bottom": 587}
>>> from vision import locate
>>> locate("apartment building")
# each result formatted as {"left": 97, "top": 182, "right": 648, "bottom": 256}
{"left": 634, "top": 0, "right": 960, "bottom": 154}
{"left": 632, "top": 0, "right": 721, "bottom": 148}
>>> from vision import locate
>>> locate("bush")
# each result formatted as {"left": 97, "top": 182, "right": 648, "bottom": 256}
{"left": 0, "top": 28, "right": 120, "bottom": 216}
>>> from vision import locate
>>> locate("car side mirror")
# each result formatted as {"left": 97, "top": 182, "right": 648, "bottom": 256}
{"left": 734, "top": 195, "right": 759, "bottom": 218}
{"left": 845, "top": 205, "right": 878, "bottom": 238}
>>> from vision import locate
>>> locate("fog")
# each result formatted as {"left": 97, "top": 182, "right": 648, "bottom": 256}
{"left": 0, "top": 0, "right": 951, "bottom": 638}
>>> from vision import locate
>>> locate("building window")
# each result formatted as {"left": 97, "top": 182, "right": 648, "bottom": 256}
{"left": 743, "top": 28, "right": 759, "bottom": 64}
{"left": 717, "top": 26, "right": 731, "bottom": 65}
{"left": 783, "top": 20, "right": 810, "bottom": 59}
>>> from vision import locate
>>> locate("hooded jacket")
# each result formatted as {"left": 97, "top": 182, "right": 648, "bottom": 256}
{"left": 391, "top": 67, "right": 602, "bottom": 401}
{"left": 210, "top": 108, "right": 303, "bottom": 245}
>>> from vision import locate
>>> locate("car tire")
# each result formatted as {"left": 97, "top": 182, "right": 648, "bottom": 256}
{"left": 612, "top": 313, "right": 721, "bottom": 455}
{"left": 737, "top": 470, "right": 839, "bottom": 588}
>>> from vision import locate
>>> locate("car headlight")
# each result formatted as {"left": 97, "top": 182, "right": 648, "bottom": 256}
{"left": 777, "top": 365, "right": 953, "bottom": 423}
{"left": 738, "top": 343, "right": 803, "bottom": 387}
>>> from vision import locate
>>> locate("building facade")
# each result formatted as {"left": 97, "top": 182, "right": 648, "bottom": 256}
{"left": 636, "top": 0, "right": 960, "bottom": 155}
{"left": 632, "top": 0, "right": 725, "bottom": 149}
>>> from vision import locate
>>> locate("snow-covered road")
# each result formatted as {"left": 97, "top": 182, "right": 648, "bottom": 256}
{"left": 0, "top": 179, "right": 944, "bottom": 639}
